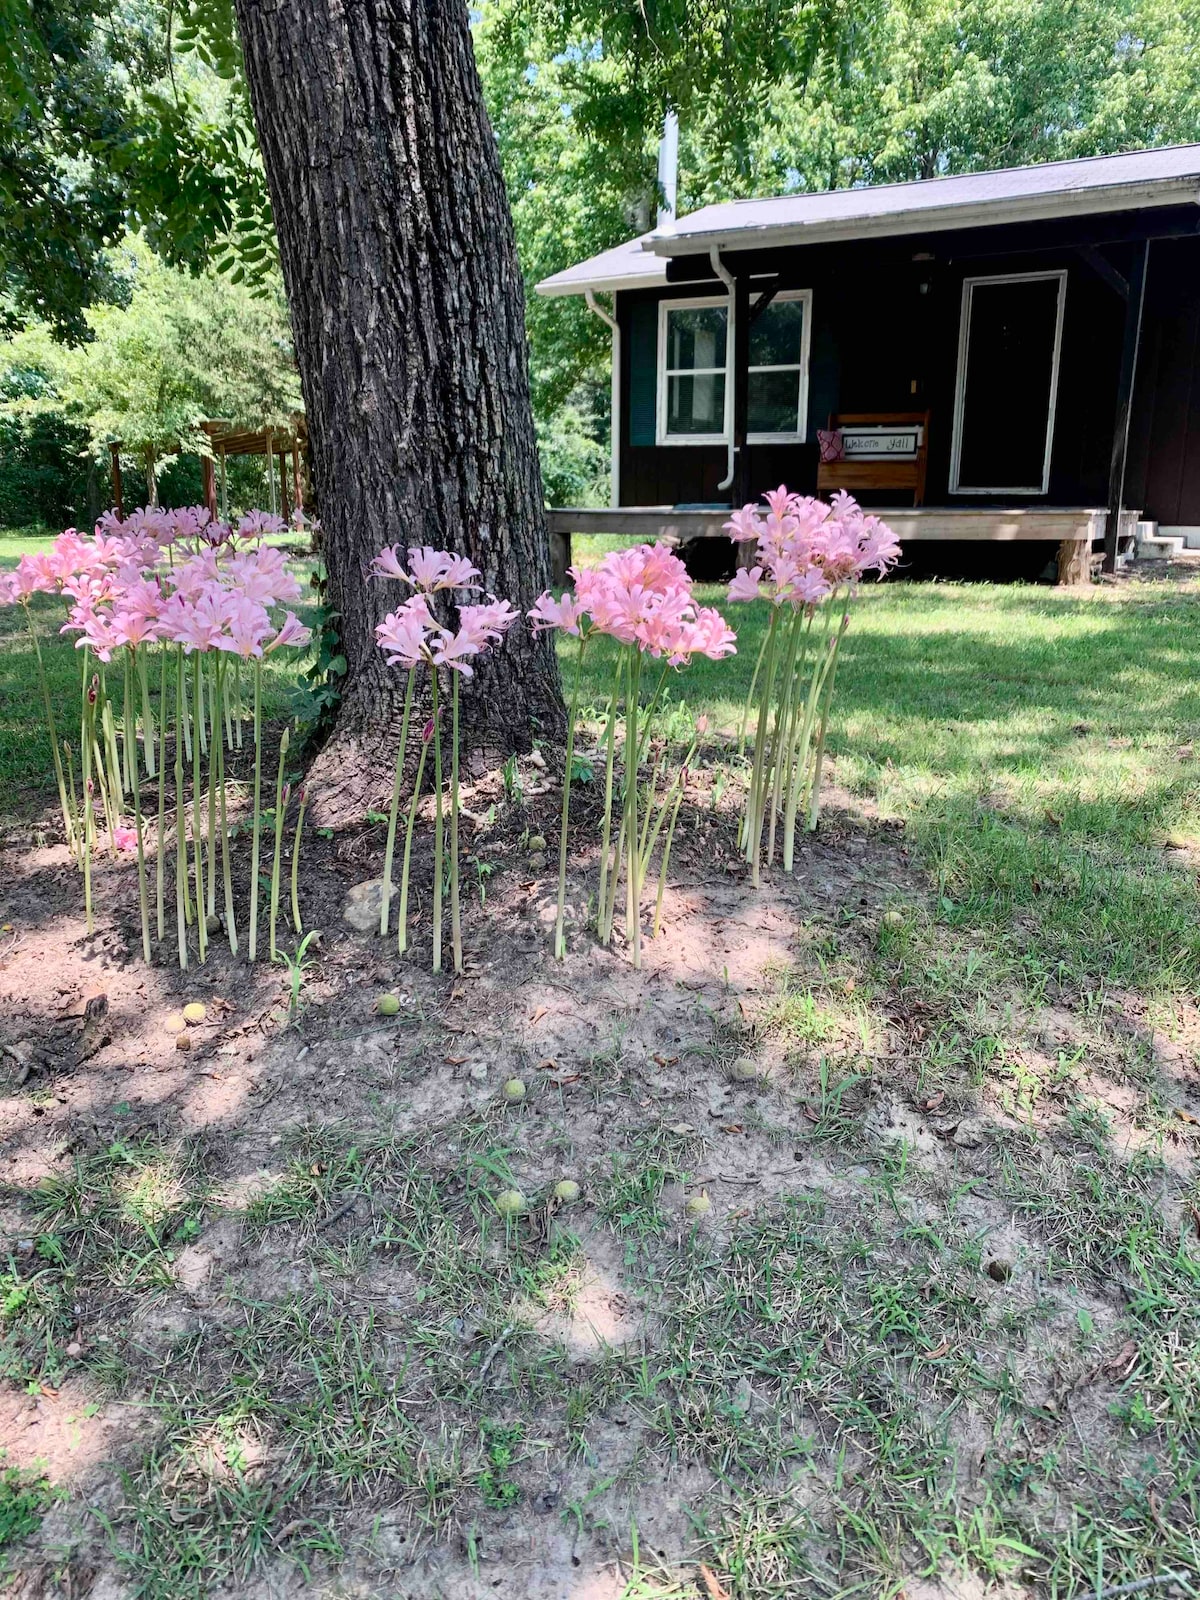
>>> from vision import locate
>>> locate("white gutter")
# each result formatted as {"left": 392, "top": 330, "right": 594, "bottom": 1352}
{"left": 585, "top": 289, "right": 621, "bottom": 508}
{"left": 644, "top": 176, "right": 1200, "bottom": 257}
{"left": 708, "top": 246, "right": 737, "bottom": 493}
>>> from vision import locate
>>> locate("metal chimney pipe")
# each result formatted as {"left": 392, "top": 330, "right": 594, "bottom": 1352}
{"left": 656, "top": 110, "right": 679, "bottom": 231}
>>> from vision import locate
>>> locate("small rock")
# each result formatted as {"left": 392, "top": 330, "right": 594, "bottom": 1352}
{"left": 342, "top": 878, "right": 395, "bottom": 933}
{"left": 468, "top": 1062, "right": 489, "bottom": 1084}
{"left": 730, "top": 1375, "right": 753, "bottom": 1416}
{"left": 65, "top": 1341, "right": 82, "bottom": 1358}
{"left": 528, "top": 750, "right": 546, "bottom": 770}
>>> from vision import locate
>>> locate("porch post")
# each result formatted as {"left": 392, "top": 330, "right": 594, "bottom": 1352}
{"left": 732, "top": 271, "right": 751, "bottom": 508}
{"left": 1102, "top": 240, "right": 1149, "bottom": 574}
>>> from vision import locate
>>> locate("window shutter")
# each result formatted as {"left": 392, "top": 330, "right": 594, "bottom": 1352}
{"left": 628, "top": 300, "right": 659, "bottom": 446}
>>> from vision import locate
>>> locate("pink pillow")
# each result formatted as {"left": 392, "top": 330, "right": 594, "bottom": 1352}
{"left": 818, "top": 429, "right": 844, "bottom": 463}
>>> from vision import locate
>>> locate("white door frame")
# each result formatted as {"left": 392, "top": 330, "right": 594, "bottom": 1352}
{"left": 948, "top": 269, "right": 1068, "bottom": 496}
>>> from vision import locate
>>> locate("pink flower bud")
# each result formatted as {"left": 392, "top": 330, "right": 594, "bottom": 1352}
{"left": 422, "top": 716, "right": 436, "bottom": 743}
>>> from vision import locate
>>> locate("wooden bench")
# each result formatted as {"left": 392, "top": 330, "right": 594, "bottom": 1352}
{"left": 816, "top": 411, "right": 929, "bottom": 506}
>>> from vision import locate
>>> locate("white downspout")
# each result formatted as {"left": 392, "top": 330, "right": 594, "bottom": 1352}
{"left": 709, "top": 245, "right": 737, "bottom": 492}
{"left": 585, "top": 288, "right": 621, "bottom": 508}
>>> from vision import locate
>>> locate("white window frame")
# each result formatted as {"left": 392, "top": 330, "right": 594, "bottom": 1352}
{"left": 655, "top": 289, "right": 813, "bottom": 446}
{"left": 747, "top": 288, "right": 813, "bottom": 445}
{"left": 948, "top": 269, "right": 1067, "bottom": 496}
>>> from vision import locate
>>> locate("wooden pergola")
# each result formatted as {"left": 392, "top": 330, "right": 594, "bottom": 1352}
{"left": 108, "top": 416, "right": 309, "bottom": 523}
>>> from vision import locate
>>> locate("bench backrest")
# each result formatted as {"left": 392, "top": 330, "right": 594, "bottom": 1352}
{"left": 816, "top": 411, "right": 930, "bottom": 506}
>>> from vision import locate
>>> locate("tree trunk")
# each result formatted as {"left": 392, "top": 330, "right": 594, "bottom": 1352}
{"left": 232, "top": 0, "right": 563, "bottom": 818}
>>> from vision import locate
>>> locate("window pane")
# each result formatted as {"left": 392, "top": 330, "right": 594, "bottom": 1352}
{"left": 666, "top": 306, "right": 727, "bottom": 372}
{"left": 667, "top": 372, "right": 726, "bottom": 435}
{"left": 749, "top": 298, "right": 805, "bottom": 367}
{"left": 748, "top": 369, "right": 801, "bottom": 435}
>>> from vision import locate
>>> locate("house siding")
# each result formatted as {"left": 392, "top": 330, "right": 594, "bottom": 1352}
{"left": 1126, "top": 237, "right": 1200, "bottom": 527}
{"left": 613, "top": 220, "right": 1200, "bottom": 518}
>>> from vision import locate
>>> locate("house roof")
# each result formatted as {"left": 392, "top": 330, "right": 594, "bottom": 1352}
{"left": 535, "top": 232, "right": 667, "bottom": 298}
{"left": 535, "top": 144, "right": 1200, "bottom": 296}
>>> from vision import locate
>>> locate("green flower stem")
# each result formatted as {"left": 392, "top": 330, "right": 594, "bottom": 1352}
{"left": 175, "top": 648, "right": 193, "bottom": 927}
{"left": 97, "top": 706, "right": 120, "bottom": 853}
{"left": 290, "top": 789, "right": 309, "bottom": 935}
{"left": 221, "top": 655, "right": 234, "bottom": 749}
{"left": 782, "top": 613, "right": 837, "bottom": 868}
{"left": 431, "top": 670, "right": 444, "bottom": 974}
{"left": 205, "top": 677, "right": 219, "bottom": 923}
{"left": 174, "top": 648, "right": 188, "bottom": 970}
{"left": 138, "top": 645, "right": 156, "bottom": 779}
{"left": 21, "top": 599, "right": 74, "bottom": 857}
{"left": 554, "top": 633, "right": 588, "bottom": 960}
{"left": 195, "top": 649, "right": 207, "bottom": 759}
{"left": 738, "top": 620, "right": 770, "bottom": 759}
{"left": 806, "top": 612, "right": 850, "bottom": 833}
{"left": 595, "top": 668, "right": 621, "bottom": 945}
{"left": 134, "top": 785, "right": 151, "bottom": 964}
{"left": 766, "top": 606, "right": 805, "bottom": 866}
{"left": 155, "top": 646, "right": 168, "bottom": 939}
{"left": 398, "top": 732, "right": 431, "bottom": 956}
{"left": 380, "top": 667, "right": 417, "bottom": 937}
{"left": 269, "top": 728, "right": 290, "bottom": 961}
{"left": 215, "top": 657, "right": 238, "bottom": 954}
{"left": 180, "top": 652, "right": 192, "bottom": 763}
{"left": 81, "top": 692, "right": 94, "bottom": 934}
{"left": 625, "top": 647, "right": 643, "bottom": 969}
{"left": 248, "top": 658, "right": 263, "bottom": 962}
{"left": 63, "top": 740, "right": 79, "bottom": 857}
{"left": 191, "top": 650, "right": 207, "bottom": 963}
{"left": 745, "top": 606, "right": 782, "bottom": 882}
{"left": 122, "top": 648, "right": 136, "bottom": 794}
{"left": 234, "top": 659, "right": 243, "bottom": 749}
{"left": 654, "top": 788, "right": 685, "bottom": 940}
{"left": 450, "top": 670, "right": 463, "bottom": 976}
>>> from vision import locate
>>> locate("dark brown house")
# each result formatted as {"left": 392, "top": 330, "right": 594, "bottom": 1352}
{"left": 537, "top": 145, "right": 1200, "bottom": 583}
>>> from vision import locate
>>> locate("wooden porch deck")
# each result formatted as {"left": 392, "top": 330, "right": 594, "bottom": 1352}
{"left": 545, "top": 506, "right": 1141, "bottom": 586}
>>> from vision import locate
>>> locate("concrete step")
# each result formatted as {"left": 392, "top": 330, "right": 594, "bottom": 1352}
{"left": 1136, "top": 533, "right": 1187, "bottom": 559}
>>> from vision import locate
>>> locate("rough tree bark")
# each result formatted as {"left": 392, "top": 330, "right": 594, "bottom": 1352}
{"left": 231, "top": 0, "right": 564, "bottom": 817}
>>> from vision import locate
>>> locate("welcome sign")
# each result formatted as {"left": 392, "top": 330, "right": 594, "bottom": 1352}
{"left": 840, "top": 428, "right": 922, "bottom": 458}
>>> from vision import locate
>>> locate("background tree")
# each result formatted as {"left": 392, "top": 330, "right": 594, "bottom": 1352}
{"left": 1, "top": 241, "right": 300, "bottom": 507}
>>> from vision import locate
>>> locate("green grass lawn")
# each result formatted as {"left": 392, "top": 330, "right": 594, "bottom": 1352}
{"left": 4, "top": 533, "right": 1200, "bottom": 1595}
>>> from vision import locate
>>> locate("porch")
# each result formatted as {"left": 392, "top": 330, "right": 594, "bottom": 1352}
{"left": 545, "top": 505, "right": 1142, "bottom": 587}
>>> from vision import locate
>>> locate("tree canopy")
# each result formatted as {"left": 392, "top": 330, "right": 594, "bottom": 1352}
{"left": 0, "top": 242, "right": 299, "bottom": 506}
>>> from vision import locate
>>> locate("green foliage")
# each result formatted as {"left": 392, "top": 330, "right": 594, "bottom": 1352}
{"left": 0, "top": 1464, "right": 59, "bottom": 1550}
{"left": 0, "top": 241, "right": 300, "bottom": 506}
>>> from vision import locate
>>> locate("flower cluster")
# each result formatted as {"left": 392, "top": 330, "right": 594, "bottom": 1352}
{"left": 530, "top": 542, "right": 735, "bottom": 664}
{"left": 373, "top": 546, "right": 518, "bottom": 678}
{"left": 529, "top": 542, "right": 737, "bottom": 968}
{"left": 2, "top": 512, "right": 308, "bottom": 664}
{"left": 2, "top": 506, "right": 312, "bottom": 972}
{"left": 725, "top": 487, "right": 901, "bottom": 609}
{"left": 372, "top": 545, "right": 520, "bottom": 975}
{"left": 723, "top": 487, "right": 900, "bottom": 877}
